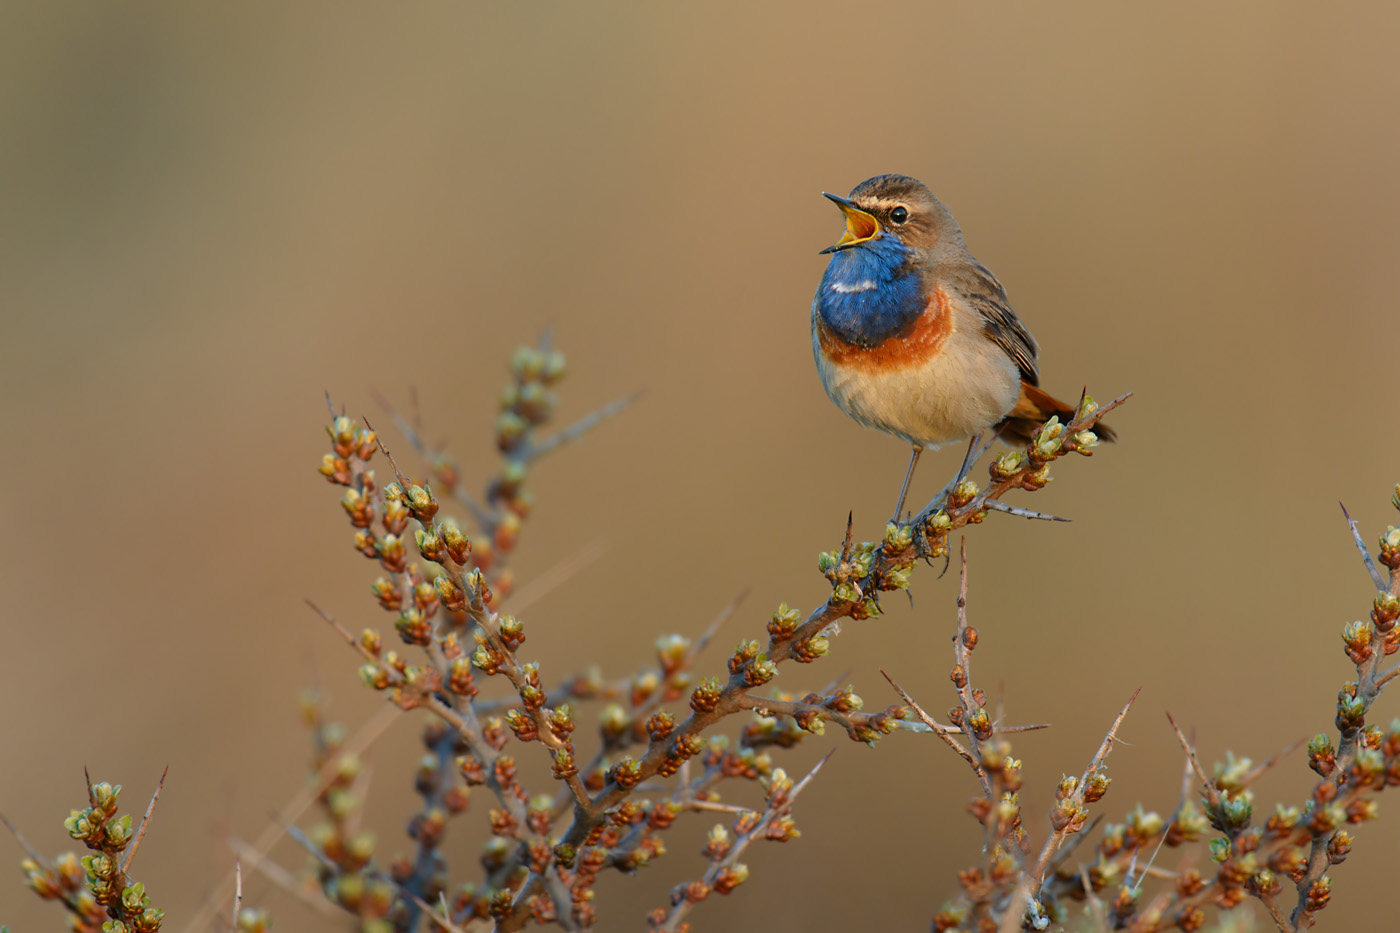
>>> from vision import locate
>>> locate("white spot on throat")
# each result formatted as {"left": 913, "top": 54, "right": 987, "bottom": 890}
{"left": 829, "top": 280, "right": 876, "bottom": 294}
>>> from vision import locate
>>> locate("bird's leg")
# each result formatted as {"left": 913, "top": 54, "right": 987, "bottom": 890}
{"left": 914, "top": 434, "right": 994, "bottom": 522}
{"left": 890, "top": 445, "right": 923, "bottom": 523}
{"left": 953, "top": 432, "right": 984, "bottom": 489}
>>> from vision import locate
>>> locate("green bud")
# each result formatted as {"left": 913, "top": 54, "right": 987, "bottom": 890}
{"left": 1354, "top": 747, "right": 1385, "bottom": 783}
{"left": 103, "top": 814, "right": 133, "bottom": 848}
{"left": 883, "top": 522, "right": 913, "bottom": 550}
{"left": 1056, "top": 775, "right": 1078, "bottom": 800}
{"left": 990, "top": 451, "right": 1025, "bottom": 480}
{"left": 745, "top": 656, "right": 778, "bottom": 686}
{"left": 831, "top": 582, "right": 860, "bottom": 604}
{"left": 1337, "top": 692, "right": 1368, "bottom": 733}
{"left": 1083, "top": 773, "right": 1111, "bottom": 803}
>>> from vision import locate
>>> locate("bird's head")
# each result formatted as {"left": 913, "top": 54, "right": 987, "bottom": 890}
{"left": 820, "top": 174, "right": 963, "bottom": 259}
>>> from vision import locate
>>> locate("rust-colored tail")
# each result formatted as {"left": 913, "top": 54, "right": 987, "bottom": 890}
{"left": 996, "top": 382, "right": 1117, "bottom": 447}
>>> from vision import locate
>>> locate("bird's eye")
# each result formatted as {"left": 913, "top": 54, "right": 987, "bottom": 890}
{"left": 890, "top": 206, "right": 908, "bottom": 224}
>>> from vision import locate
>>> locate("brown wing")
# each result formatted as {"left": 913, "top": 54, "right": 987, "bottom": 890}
{"left": 947, "top": 258, "right": 1041, "bottom": 386}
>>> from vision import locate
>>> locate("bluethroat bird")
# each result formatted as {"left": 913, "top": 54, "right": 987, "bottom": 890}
{"left": 812, "top": 174, "right": 1115, "bottom": 521}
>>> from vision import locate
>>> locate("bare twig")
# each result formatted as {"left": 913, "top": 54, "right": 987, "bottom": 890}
{"left": 687, "top": 799, "right": 757, "bottom": 815}
{"left": 370, "top": 389, "right": 494, "bottom": 530}
{"left": 183, "top": 703, "right": 403, "bottom": 933}
{"left": 522, "top": 390, "right": 641, "bottom": 462}
{"left": 981, "top": 499, "right": 1069, "bottom": 522}
{"left": 502, "top": 539, "right": 608, "bottom": 613}
{"left": 225, "top": 835, "right": 341, "bottom": 919}
{"left": 0, "top": 810, "right": 47, "bottom": 864}
{"left": 882, "top": 671, "right": 983, "bottom": 782}
{"left": 1043, "top": 813, "right": 1105, "bottom": 881}
{"left": 306, "top": 600, "right": 380, "bottom": 666}
{"left": 401, "top": 888, "right": 471, "bottom": 933}
{"left": 121, "top": 765, "right": 169, "bottom": 873}
{"left": 365, "top": 418, "right": 413, "bottom": 492}
{"left": 1031, "top": 688, "right": 1142, "bottom": 886}
{"left": 1000, "top": 690, "right": 1140, "bottom": 933}
{"left": 1340, "top": 502, "right": 1387, "bottom": 591}
{"left": 884, "top": 715, "right": 1050, "bottom": 737}
{"left": 1130, "top": 821, "right": 1174, "bottom": 894}
{"left": 1079, "top": 863, "right": 1110, "bottom": 931}
{"left": 283, "top": 822, "right": 470, "bottom": 933}
{"left": 949, "top": 539, "right": 993, "bottom": 797}
{"left": 232, "top": 858, "right": 242, "bottom": 927}
{"left": 1164, "top": 712, "right": 1221, "bottom": 808}
{"left": 1238, "top": 737, "right": 1307, "bottom": 790}
{"left": 1261, "top": 892, "right": 1292, "bottom": 930}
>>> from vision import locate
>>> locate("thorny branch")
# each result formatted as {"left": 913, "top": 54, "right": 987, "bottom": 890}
{"left": 16, "top": 341, "right": 1130, "bottom": 933}
{"left": 20, "top": 332, "right": 1400, "bottom": 933}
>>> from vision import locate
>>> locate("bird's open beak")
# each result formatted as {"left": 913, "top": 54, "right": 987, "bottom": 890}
{"left": 819, "top": 193, "right": 881, "bottom": 254}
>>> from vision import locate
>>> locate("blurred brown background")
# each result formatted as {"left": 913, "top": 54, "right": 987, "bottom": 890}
{"left": 3, "top": 1, "right": 1398, "bottom": 929}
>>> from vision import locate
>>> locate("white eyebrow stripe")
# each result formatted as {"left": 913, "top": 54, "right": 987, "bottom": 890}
{"left": 830, "top": 280, "right": 876, "bottom": 293}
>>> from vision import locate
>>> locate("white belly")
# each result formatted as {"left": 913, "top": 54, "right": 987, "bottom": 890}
{"left": 813, "top": 323, "right": 1021, "bottom": 449}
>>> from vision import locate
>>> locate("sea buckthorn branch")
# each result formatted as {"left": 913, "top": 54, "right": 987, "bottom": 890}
{"left": 738, "top": 690, "right": 1050, "bottom": 749}
{"left": 647, "top": 753, "right": 831, "bottom": 933}
{"left": 8, "top": 777, "right": 168, "bottom": 933}
{"left": 1051, "top": 728, "right": 1321, "bottom": 930}
{"left": 396, "top": 722, "right": 470, "bottom": 931}
{"left": 6, "top": 813, "right": 108, "bottom": 932}
{"left": 281, "top": 819, "right": 478, "bottom": 933}
{"left": 543, "top": 739, "right": 788, "bottom": 929}
{"left": 357, "top": 420, "right": 596, "bottom": 933}
{"left": 182, "top": 705, "right": 403, "bottom": 933}
{"left": 905, "top": 484, "right": 1400, "bottom": 933}
{"left": 324, "top": 350, "right": 1128, "bottom": 932}
{"left": 321, "top": 355, "right": 657, "bottom": 930}
{"left": 1013, "top": 690, "right": 1140, "bottom": 924}
{"left": 1129, "top": 494, "right": 1400, "bottom": 933}
{"left": 1284, "top": 497, "right": 1399, "bottom": 930}
{"left": 948, "top": 538, "right": 994, "bottom": 800}
{"left": 768, "top": 392, "right": 1130, "bottom": 664}
{"left": 6, "top": 346, "right": 1126, "bottom": 930}
{"left": 295, "top": 694, "right": 399, "bottom": 924}
{"left": 569, "top": 596, "right": 745, "bottom": 800}
{"left": 310, "top": 583, "right": 558, "bottom": 925}
{"left": 1040, "top": 740, "right": 1210, "bottom": 927}
{"left": 736, "top": 691, "right": 905, "bottom": 745}
{"left": 371, "top": 447, "right": 593, "bottom": 816}
{"left": 496, "top": 389, "right": 1128, "bottom": 932}
{"left": 880, "top": 540, "right": 1138, "bottom": 932}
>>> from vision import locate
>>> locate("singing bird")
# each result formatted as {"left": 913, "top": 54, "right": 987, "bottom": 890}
{"left": 811, "top": 174, "right": 1114, "bottom": 520}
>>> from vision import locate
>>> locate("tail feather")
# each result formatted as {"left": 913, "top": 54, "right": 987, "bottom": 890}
{"left": 996, "top": 382, "right": 1117, "bottom": 446}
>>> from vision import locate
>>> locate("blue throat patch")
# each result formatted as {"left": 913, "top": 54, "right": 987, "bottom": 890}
{"left": 814, "top": 236, "right": 923, "bottom": 348}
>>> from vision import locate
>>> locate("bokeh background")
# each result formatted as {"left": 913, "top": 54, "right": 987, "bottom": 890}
{"left": 4, "top": 2, "right": 1398, "bottom": 929}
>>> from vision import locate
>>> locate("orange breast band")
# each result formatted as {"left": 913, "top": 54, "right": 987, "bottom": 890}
{"left": 816, "top": 286, "right": 953, "bottom": 373}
